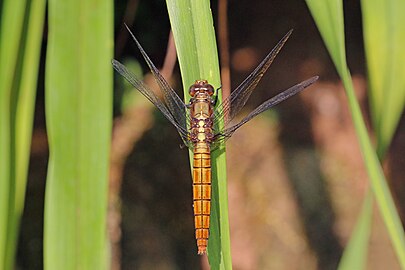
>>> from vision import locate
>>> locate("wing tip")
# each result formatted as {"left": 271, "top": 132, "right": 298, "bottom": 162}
{"left": 304, "top": 75, "right": 319, "bottom": 87}
{"left": 283, "top": 29, "right": 294, "bottom": 41}
{"left": 123, "top": 23, "right": 143, "bottom": 50}
{"left": 111, "top": 59, "right": 123, "bottom": 70}
{"left": 124, "top": 23, "right": 131, "bottom": 33}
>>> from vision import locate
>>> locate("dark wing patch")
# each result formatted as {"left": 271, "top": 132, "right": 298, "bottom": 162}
{"left": 213, "top": 30, "right": 293, "bottom": 127}
{"left": 213, "top": 76, "right": 318, "bottom": 143}
{"left": 112, "top": 59, "right": 191, "bottom": 147}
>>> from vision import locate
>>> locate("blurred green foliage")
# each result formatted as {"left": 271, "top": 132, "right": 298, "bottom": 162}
{"left": 0, "top": 0, "right": 46, "bottom": 268}
{"left": 306, "top": 0, "right": 405, "bottom": 269}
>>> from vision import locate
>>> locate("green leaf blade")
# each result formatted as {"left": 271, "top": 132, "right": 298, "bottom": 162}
{"left": 361, "top": 0, "right": 405, "bottom": 157}
{"left": 337, "top": 192, "right": 373, "bottom": 270}
{"left": 44, "top": 0, "right": 113, "bottom": 268}
{"left": 306, "top": 0, "right": 405, "bottom": 269}
{"left": 0, "top": 0, "right": 46, "bottom": 268}
{"left": 166, "top": 1, "right": 231, "bottom": 268}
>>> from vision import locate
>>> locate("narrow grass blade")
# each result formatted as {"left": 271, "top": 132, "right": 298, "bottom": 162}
{"left": 166, "top": 0, "right": 231, "bottom": 268}
{"left": 44, "top": 0, "right": 113, "bottom": 268}
{"left": 306, "top": 0, "right": 405, "bottom": 268}
{"left": 361, "top": 0, "right": 405, "bottom": 158}
{"left": 0, "top": 0, "right": 46, "bottom": 268}
{"left": 0, "top": 0, "right": 27, "bottom": 266}
{"left": 337, "top": 192, "right": 373, "bottom": 270}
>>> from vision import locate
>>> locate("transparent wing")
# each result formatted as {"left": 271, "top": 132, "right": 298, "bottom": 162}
{"left": 212, "top": 76, "right": 318, "bottom": 144}
{"left": 213, "top": 30, "right": 293, "bottom": 127}
{"left": 124, "top": 24, "right": 191, "bottom": 129}
{"left": 112, "top": 60, "right": 192, "bottom": 148}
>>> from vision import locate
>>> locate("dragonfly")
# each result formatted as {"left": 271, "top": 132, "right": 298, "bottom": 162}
{"left": 112, "top": 25, "right": 318, "bottom": 255}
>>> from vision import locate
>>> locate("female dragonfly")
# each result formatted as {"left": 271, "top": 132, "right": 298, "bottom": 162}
{"left": 112, "top": 25, "right": 318, "bottom": 255}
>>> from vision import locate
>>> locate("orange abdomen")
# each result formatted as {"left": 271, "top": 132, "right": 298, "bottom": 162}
{"left": 192, "top": 145, "right": 211, "bottom": 255}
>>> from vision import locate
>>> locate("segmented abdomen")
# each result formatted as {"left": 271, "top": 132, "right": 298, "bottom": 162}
{"left": 192, "top": 143, "right": 211, "bottom": 255}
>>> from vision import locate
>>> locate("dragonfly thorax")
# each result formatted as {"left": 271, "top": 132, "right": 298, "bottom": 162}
{"left": 189, "top": 82, "right": 215, "bottom": 145}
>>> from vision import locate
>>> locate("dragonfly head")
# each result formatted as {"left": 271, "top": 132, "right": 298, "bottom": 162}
{"left": 189, "top": 80, "right": 215, "bottom": 97}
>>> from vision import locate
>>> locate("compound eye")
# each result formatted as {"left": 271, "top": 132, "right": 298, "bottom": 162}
{"left": 189, "top": 85, "right": 196, "bottom": 96}
{"left": 206, "top": 84, "right": 214, "bottom": 96}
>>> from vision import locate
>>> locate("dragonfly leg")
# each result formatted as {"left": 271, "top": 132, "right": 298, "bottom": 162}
{"left": 186, "top": 98, "right": 195, "bottom": 108}
{"left": 212, "top": 86, "right": 222, "bottom": 106}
